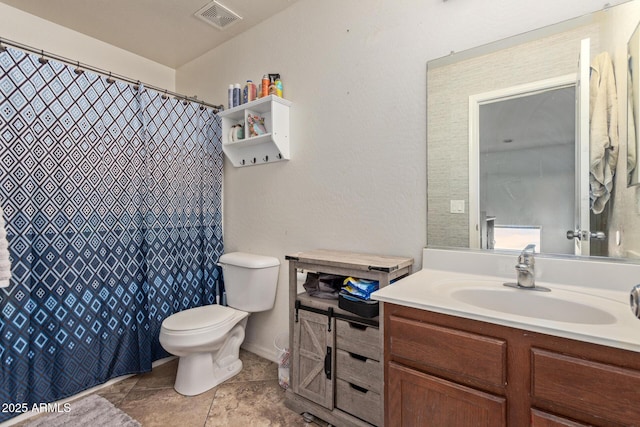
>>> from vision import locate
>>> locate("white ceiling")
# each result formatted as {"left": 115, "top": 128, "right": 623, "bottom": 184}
{"left": 0, "top": 0, "right": 298, "bottom": 68}
{"left": 479, "top": 87, "right": 576, "bottom": 153}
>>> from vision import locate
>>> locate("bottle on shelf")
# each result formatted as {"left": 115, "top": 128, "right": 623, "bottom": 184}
{"left": 243, "top": 80, "right": 257, "bottom": 104}
{"left": 275, "top": 78, "right": 283, "bottom": 98}
{"left": 228, "top": 84, "right": 233, "bottom": 109}
{"left": 233, "top": 83, "right": 241, "bottom": 107}
{"left": 261, "top": 75, "right": 269, "bottom": 98}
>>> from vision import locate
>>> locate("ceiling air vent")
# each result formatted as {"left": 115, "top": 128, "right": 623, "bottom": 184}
{"left": 195, "top": 1, "right": 243, "bottom": 30}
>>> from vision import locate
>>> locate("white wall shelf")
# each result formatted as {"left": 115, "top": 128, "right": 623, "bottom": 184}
{"left": 218, "top": 95, "right": 291, "bottom": 167}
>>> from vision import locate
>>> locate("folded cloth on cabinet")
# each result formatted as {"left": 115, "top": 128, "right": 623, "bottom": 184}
{"left": 341, "top": 277, "right": 379, "bottom": 301}
{"left": 589, "top": 51, "right": 619, "bottom": 214}
{"left": 303, "top": 273, "right": 343, "bottom": 299}
{"left": 0, "top": 206, "right": 11, "bottom": 288}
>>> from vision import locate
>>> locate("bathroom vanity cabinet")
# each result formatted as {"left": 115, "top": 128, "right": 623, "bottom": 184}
{"left": 285, "top": 250, "right": 413, "bottom": 427}
{"left": 384, "top": 303, "right": 640, "bottom": 427}
{"left": 218, "top": 95, "right": 291, "bottom": 167}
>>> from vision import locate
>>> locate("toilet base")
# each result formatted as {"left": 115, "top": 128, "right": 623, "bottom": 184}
{"left": 172, "top": 322, "right": 246, "bottom": 396}
{"left": 174, "top": 354, "right": 243, "bottom": 396}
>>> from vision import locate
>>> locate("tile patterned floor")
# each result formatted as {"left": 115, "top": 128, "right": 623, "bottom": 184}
{"left": 17, "top": 350, "right": 325, "bottom": 427}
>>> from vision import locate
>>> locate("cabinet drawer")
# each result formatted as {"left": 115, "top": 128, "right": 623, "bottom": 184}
{"left": 335, "top": 348, "right": 382, "bottom": 394}
{"left": 388, "top": 315, "right": 506, "bottom": 389}
{"left": 531, "top": 348, "right": 640, "bottom": 425}
{"left": 336, "top": 319, "right": 381, "bottom": 361}
{"left": 335, "top": 378, "right": 382, "bottom": 426}
{"left": 530, "top": 409, "right": 590, "bottom": 427}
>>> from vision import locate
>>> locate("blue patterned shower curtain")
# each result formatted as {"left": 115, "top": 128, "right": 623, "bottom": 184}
{"left": 0, "top": 47, "right": 224, "bottom": 420}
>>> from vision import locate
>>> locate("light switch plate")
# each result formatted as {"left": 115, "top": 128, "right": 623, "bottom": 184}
{"left": 450, "top": 200, "right": 465, "bottom": 214}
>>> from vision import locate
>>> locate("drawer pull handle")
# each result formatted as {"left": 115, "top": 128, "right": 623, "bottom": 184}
{"left": 349, "top": 383, "right": 368, "bottom": 394}
{"left": 348, "top": 322, "right": 367, "bottom": 330}
{"left": 349, "top": 352, "right": 367, "bottom": 362}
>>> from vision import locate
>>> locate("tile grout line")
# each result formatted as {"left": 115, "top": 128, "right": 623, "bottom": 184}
{"left": 202, "top": 386, "right": 218, "bottom": 427}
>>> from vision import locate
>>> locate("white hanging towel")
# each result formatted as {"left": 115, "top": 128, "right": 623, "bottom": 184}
{"left": 0, "top": 206, "right": 11, "bottom": 288}
{"left": 589, "top": 51, "right": 619, "bottom": 214}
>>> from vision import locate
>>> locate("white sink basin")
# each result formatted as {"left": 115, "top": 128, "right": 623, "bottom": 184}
{"left": 450, "top": 287, "right": 617, "bottom": 325}
{"left": 371, "top": 248, "right": 640, "bottom": 352}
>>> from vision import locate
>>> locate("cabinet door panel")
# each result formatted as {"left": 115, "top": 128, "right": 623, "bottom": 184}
{"left": 387, "top": 362, "right": 506, "bottom": 427}
{"left": 532, "top": 348, "right": 640, "bottom": 425}
{"left": 293, "top": 310, "right": 334, "bottom": 409}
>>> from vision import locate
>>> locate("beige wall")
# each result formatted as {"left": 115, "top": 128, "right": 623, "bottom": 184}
{"left": 0, "top": 2, "right": 175, "bottom": 89}
{"left": 176, "top": 0, "right": 628, "bottom": 360}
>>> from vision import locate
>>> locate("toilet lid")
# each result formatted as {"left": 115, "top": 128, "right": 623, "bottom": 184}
{"left": 161, "top": 305, "right": 238, "bottom": 332}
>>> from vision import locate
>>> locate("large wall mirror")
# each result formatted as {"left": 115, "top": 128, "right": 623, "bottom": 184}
{"left": 427, "top": 0, "right": 640, "bottom": 260}
{"left": 629, "top": 21, "right": 640, "bottom": 186}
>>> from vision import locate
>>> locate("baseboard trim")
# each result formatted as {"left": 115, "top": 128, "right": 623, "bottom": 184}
{"left": 241, "top": 341, "right": 278, "bottom": 363}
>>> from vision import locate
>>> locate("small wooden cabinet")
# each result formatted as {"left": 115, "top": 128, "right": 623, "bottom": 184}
{"left": 286, "top": 250, "right": 413, "bottom": 427}
{"left": 385, "top": 303, "right": 640, "bottom": 427}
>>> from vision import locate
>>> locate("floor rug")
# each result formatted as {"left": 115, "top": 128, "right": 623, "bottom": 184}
{"left": 24, "top": 394, "right": 140, "bottom": 427}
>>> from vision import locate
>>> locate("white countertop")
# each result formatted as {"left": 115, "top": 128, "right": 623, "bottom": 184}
{"left": 372, "top": 248, "right": 640, "bottom": 353}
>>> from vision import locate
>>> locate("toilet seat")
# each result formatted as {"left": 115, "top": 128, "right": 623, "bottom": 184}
{"left": 161, "top": 305, "right": 246, "bottom": 336}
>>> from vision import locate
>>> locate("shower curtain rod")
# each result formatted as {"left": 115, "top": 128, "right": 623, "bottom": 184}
{"left": 0, "top": 36, "right": 225, "bottom": 112}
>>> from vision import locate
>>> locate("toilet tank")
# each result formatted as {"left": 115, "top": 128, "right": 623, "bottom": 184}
{"left": 218, "top": 252, "right": 280, "bottom": 312}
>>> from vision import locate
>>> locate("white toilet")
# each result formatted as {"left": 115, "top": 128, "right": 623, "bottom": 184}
{"left": 159, "top": 252, "right": 280, "bottom": 396}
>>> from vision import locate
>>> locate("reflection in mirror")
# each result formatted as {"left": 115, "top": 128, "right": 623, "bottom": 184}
{"left": 427, "top": 0, "right": 640, "bottom": 260}
{"left": 629, "top": 22, "right": 640, "bottom": 186}
{"left": 478, "top": 86, "right": 575, "bottom": 255}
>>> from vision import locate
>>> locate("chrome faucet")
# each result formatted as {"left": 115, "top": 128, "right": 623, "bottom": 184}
{"left": 515, "top": 244, "right": 536, "bottom": 288}
{"left": 504, "top": 244, "right": 550, "bottom": 292}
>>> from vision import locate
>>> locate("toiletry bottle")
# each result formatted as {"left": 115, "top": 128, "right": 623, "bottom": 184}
{"left": 228, "top": 84, "right": 234, "bottom": 109}
{"left": 249, "top": 80, "right": 257, "bottom": 101}
{"left": 233, "top": 83, "right": 241, "bottom": 107}
{"left": 275, "top": 78, "right": 283, "bottom": 98}
{"left": 261, "top": 75, "right": 269, "bottom": 98}
{"left": 269, "top": 77, "right": 278, "bottom": 96}
{"left": 243, "top": 80, "right": 257, "bottom": 103}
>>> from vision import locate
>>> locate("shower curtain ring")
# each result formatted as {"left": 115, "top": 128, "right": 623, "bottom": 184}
{"left": 74, "top": 61, "right": 84, "bottom": 75}
{"left": 106, "top": 72, "right": 115, "bottom": 84}
{"left": 38, "top": 50, "right": 48, "bottom": 65}
{"left": 161, "top": 90, "right": 168, "bottom": 100}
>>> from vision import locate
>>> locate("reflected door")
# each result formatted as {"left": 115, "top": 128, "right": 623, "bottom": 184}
{"left": 574, "top": 38, "right": 591, "bottom": 256}
{"left": 470, "top": 78, "right": 578, "bottom": 255}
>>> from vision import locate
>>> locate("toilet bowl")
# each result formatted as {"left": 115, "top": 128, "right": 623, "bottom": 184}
{"left": 159, "top": 252, "right": 280, "bottom": 396}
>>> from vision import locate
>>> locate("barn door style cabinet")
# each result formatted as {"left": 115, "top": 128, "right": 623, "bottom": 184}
{"left": 285, "top": 250, "right": 413, "bottom": 427}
